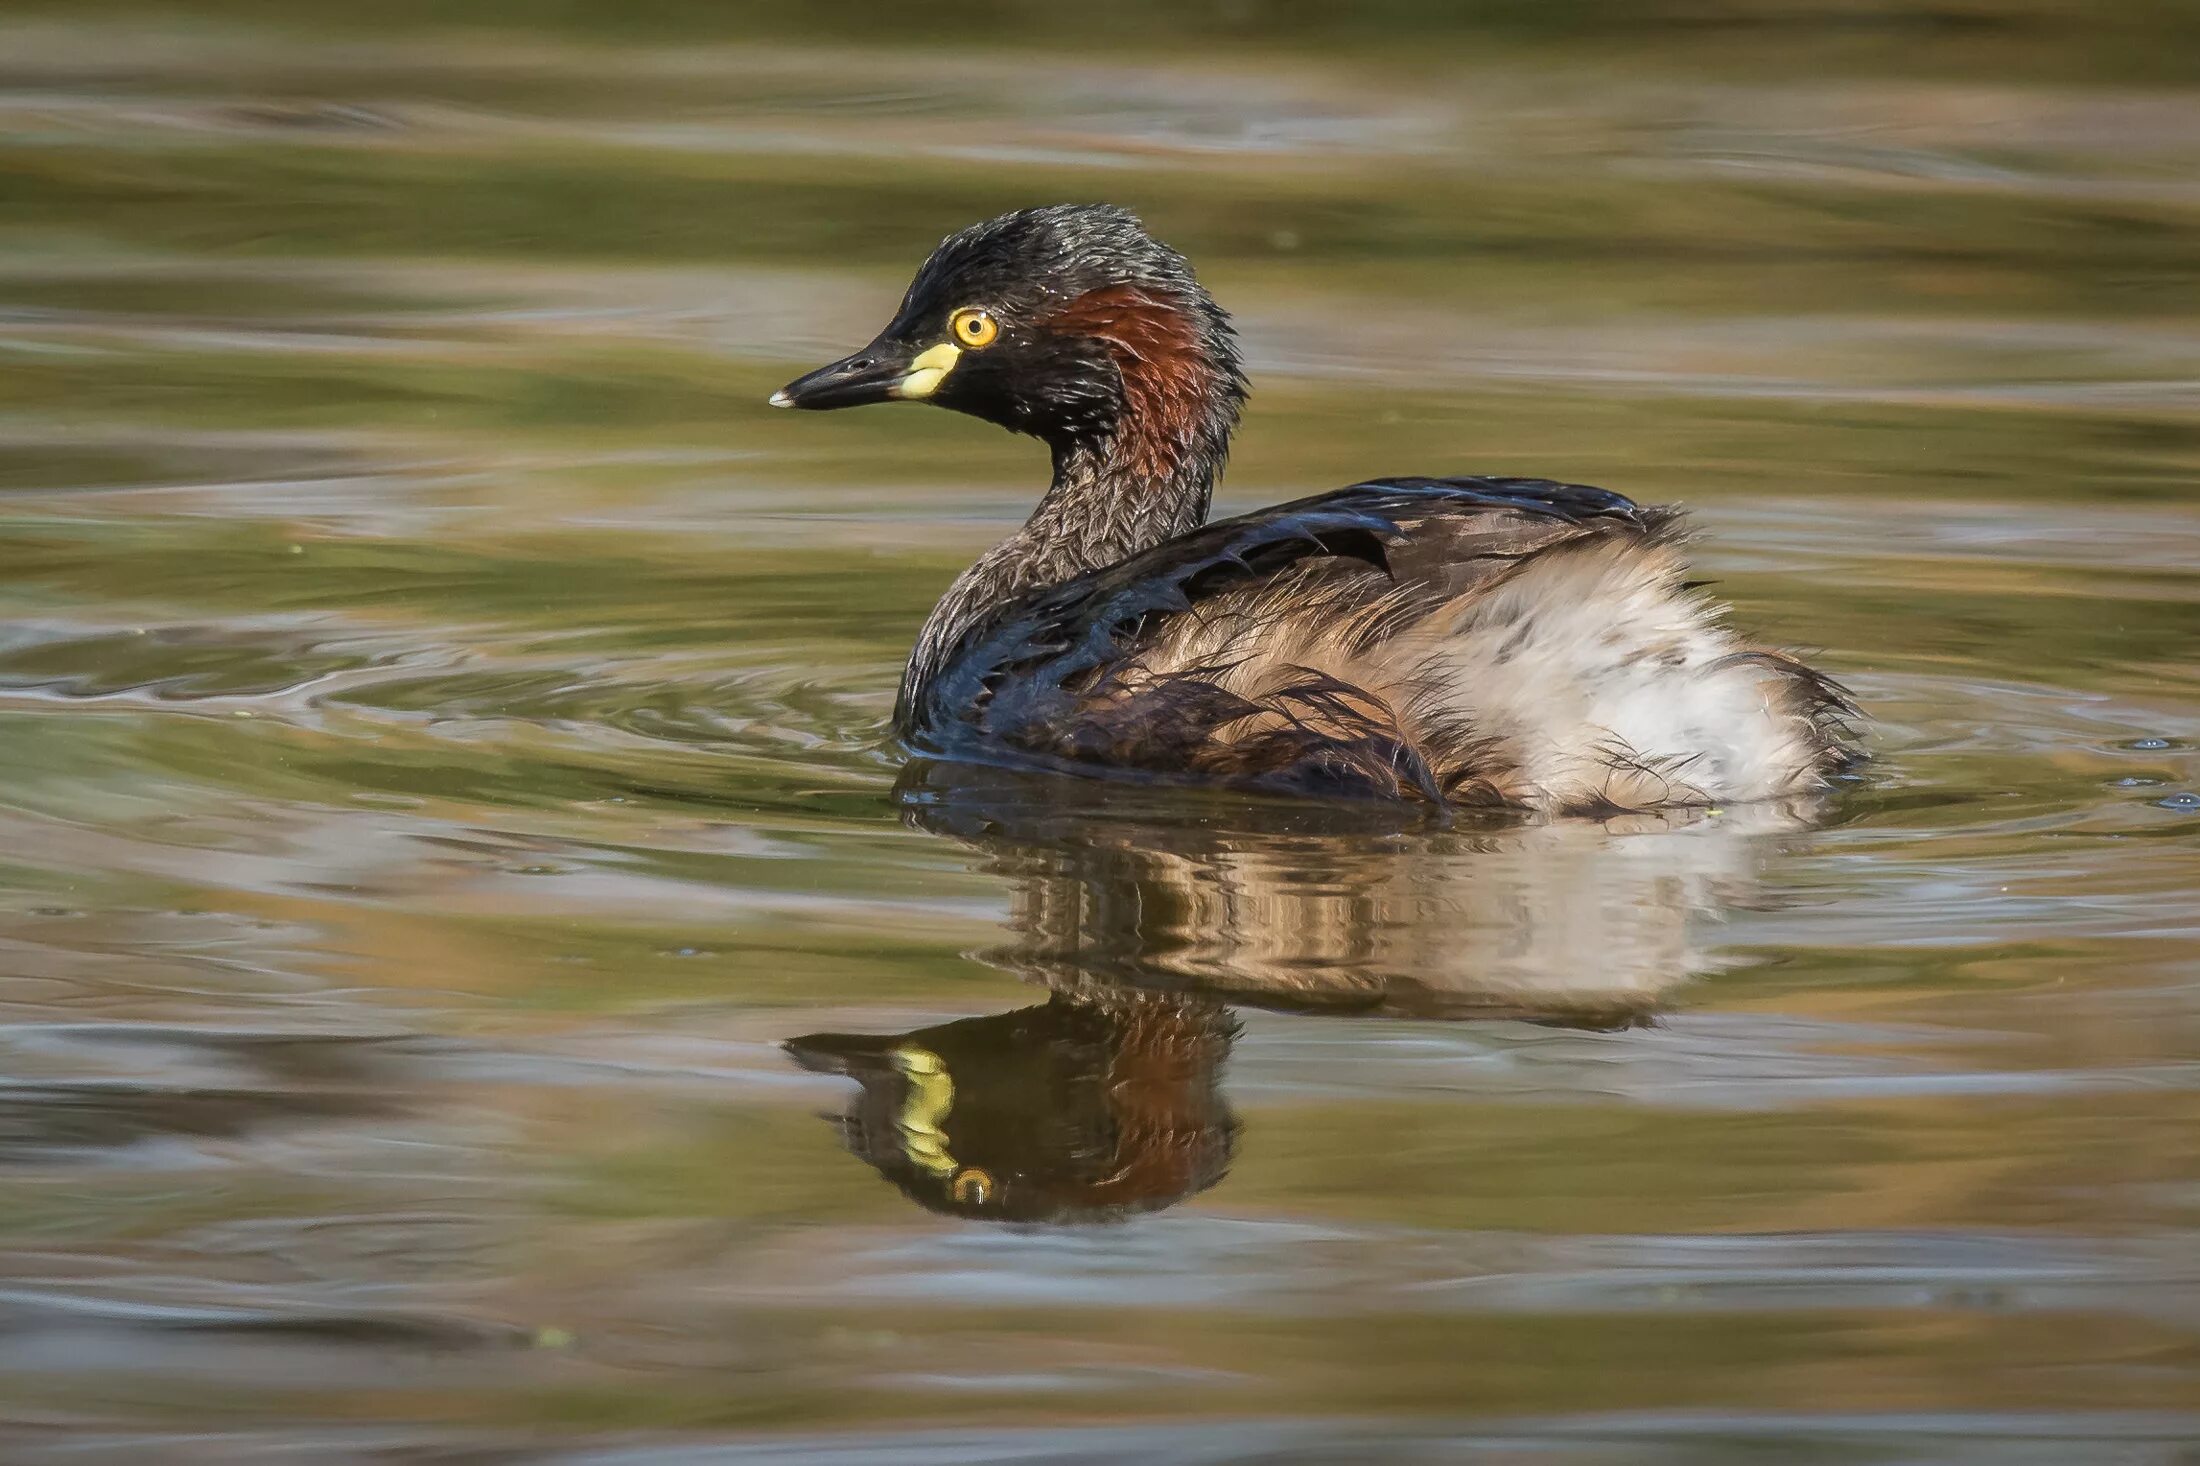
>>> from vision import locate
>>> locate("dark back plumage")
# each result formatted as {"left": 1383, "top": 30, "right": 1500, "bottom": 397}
{"left": 901, "top": 476, "right": 1676, "bottom": 803}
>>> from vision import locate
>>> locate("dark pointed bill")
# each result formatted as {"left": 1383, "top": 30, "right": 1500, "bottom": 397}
{"left": 769, "top": 340, "right": 960, "bottom": 409}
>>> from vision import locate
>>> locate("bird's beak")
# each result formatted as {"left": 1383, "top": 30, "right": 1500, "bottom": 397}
{"left": 783, "top": 1031, "right": 901, "bottom": 1076}
{"left": 769, "top": 338, "right": 961, "bottom": 410}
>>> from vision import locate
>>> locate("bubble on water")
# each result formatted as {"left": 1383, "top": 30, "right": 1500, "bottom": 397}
{"left": 2113, "top": 776, "right": 2165, "bottom": 788}
{"left": 2156, "top": 792, "right": 2200, "bottom": 811}
{"left": 2120, "top": 736, "right": 2186, "bottom": 751}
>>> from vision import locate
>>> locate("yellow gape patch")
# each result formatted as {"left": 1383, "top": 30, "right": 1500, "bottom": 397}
{"left": 895, "top": 343, "right": 961, "bottom": 400}
{"left": 890, "top": 1044, "right": 957, "bottom": 1176}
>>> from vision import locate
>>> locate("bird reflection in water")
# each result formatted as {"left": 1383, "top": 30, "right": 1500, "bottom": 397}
{"left": 787, "top": 763, "right": 1821, "bottom": 1224}
{"left": 787, "top": 992, "right": 1238, "bottom": 1224}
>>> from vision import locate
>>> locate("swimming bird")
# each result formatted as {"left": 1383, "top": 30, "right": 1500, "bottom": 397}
{"left": 773, "top": 204, "right": 1857, "bottom": 813}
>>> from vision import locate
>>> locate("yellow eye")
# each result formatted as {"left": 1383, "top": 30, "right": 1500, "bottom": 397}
{"left": 951, "top": 1168, "right": 996, "bottom": 1206}
{"left": 949, "top": 307, "right": 999, "bottom": 349}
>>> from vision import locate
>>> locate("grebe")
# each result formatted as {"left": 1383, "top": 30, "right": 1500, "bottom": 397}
{"left": 773, "top": 204, "right": 1857, "bottom": 812}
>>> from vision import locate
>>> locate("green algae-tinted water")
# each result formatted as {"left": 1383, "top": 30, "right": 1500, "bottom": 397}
{"left": 1, "top": 5, "right": 2197, "bottom": 1462}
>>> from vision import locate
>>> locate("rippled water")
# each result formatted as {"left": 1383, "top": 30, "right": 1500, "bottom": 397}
{"left": 3, "top": 6, "right": 2198, "bottom": 1462}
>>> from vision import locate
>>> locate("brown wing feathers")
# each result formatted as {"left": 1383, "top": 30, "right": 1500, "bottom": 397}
{"left": 903, "top": 478, "right": 1666, "bottom": 804}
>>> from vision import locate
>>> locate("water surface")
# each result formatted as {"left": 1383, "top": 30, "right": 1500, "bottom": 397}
{"left": 2, "top": 6, "right": 2198, "bottom": 1462}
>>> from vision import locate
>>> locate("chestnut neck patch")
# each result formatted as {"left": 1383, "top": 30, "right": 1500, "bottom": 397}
{"left": 1043, "top": 285, "right": 1224, "bottom": 485}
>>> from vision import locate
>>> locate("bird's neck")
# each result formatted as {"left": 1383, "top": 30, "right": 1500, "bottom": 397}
{"left": 1028, "top": 437, "right": 1216, "bottom": 574}
{"left": 896, "top": 437, "right": 1217, "bottom": 735}
{"left": 897, "top": 274, "right": 1244, "bottom": 738}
